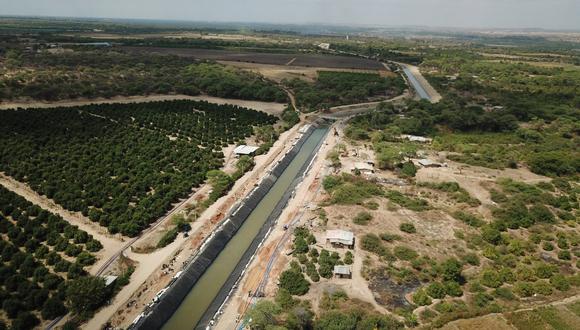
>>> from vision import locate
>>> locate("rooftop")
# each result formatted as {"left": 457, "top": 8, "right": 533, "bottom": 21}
{"left": 333, "top": 265, "right": 351, "bottom": 275}
{"left": 326, "top": 229, "right": 354, "bottom": 245}
{"left": 234, "top": 145, "right": 259, "bottom": 155}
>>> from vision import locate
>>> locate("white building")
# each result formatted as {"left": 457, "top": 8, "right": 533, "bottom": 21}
{"left": 326, "top": 229, "right": 355, "bottom": 249}
{"left": 234, "top": 145, "right": 259, "bottom": 156}
{"left": 333, "top": 265, "right": 352, "bottom": 278}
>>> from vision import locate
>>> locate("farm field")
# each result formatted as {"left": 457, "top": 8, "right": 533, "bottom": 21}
{"left": 120, "top": 46, "right": 386, "bottom": 70}
{"left": 0, "top": 185, "right": 105, "bottom": 329}
{"left": 0, "top": 100, "right": 277, "bottom": 237}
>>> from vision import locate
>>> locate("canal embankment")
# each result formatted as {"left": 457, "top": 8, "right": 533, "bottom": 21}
{"left": 132, "top": 122, "right": 330, "bottom": 330}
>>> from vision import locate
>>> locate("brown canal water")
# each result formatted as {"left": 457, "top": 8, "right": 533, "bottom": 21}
{"left": 163, "top": 127, "right": 328, "bottom": 329}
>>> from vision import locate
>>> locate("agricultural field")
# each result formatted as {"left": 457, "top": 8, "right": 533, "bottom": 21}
{"left": 284, "top": 71, "right": 405, "bottom": 111}
{"left": 0, "top": 50, "right": 287, "bottom": 102}
{"left": 0, "top": 100, "right": 277, "bottom": 236}
{"left": 120, "top": 46, "right": 386, "bottom": 70}
{"left": 0, "top": 185, "right": 109, "bottom": 329}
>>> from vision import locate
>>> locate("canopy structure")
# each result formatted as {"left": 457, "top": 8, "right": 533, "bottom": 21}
{"left": 234, "top": 145, "right": 259, "bottom": 155}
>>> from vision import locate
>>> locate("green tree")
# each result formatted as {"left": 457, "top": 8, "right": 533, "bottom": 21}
{"left": 66, "top": 276, "right": 108, "bottom": 315}
{"left": 278, "top": 270, "right": 310, "bottom": 296}
{"left": 246, "top": 300, "right": 281, "bottom": 330}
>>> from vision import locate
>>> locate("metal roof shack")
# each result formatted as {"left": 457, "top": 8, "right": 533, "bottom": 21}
{"left": 400, "top": 134, "right": 433, "bottom": 143}
{"left": 326, "top": 229, "right": 355, "bottom": 248}
{"left": 417, "top": 159, "right": 443, "bottom": 168}
{"left": 103, "top": 275, "right": 118, "bottom": 287}
{"left": 352, "top": 162, "right": 374, "bottom": 174}
{"left": 333, "top": 265, "right": 352, "bottom": 278}
{"left": 234, "top": 145, "right": 259, "bottom": 156}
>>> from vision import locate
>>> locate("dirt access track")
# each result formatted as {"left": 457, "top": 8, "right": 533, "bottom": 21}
{"left": 0, "top": 94, "right": 286, "bottom": 116}
{"left": 119, "top": 46, "right": 387, "bottom": 71}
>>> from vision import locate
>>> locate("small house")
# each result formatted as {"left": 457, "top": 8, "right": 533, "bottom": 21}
{"left": 234, "top": 145, "right": 259, "bottom": 157}
{"left": 326, "top": 229, "right": 355, "bottom": 249}
{"left": 333, "top": 265, "right": 352, "bottom": 279}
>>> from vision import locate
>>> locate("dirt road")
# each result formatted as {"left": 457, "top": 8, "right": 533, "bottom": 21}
{"left": 0, "top": 94, "right": 286, "bottom": 116}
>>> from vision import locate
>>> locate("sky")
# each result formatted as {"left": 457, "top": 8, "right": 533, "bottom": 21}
{"left": 1, "top": 0, "right": 579, "bottom": 30}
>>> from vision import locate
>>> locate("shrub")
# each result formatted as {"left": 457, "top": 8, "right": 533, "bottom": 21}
{"left": 380, "top": 233, "right": 401, "bottom": 242}
{"left": 344, "top": 251, "right": 354, "bottom": 265}
{"left": 278, "top": 270, "right": 310, "bottom": 295}
{"left": 360, "top": 234, "right": 387, "bottom": 256}
{"left": 157, "top": 227, "right": 179, "bottom": 248}
{"left": 394, "top": 246, "right": 419, "bottom": 261}
{"left": 550, "top": 274, "right": 570, "bottom": 291}
{"left": 533, "top": 281, "right": 553, "bottom": 296}
{"left": 493, "top": 287, "right": 515, "bottom": 300}
{"left": 481, "top": 269, "right": 503, "bottom": 288}
{"left": 444, "top": 281, "right": 463, "bottom": 297}
{"left": 529, "top": 205, "right": 555, "bottom": 223}
{"left": 399, "top": 223, "right": 416, "bottom": 234}
{"left": 439, "top": 258, "right": 464, "bottom": 283}
{"left": 558, "top": 250, "right": 571, "bottom": 260}
{"left": 461, "top": 253, "right": 480, "bottom": 266}
{"left": 453, "top": 211, "right": 484, "bottom": 227}
{"left": 514, "top": 282, "right": 535, "bottom": 297}
{"left": 353, "top": 211, "right": 373, "bottom": 225}
{"left": 426, "top": 282, "right": 446, "bottom": 299}
{"left": 542, "top": 242, "right": 554, "bottom": 251}
{"left": 534, "top": 263, "right": 556, "bottom": 279}
{"left": 386, "top": 191, "right": 430, "bottom": 211}
{"left": 481, "top": 226, "right": 502, "bottom": 245}
{"left": 412, "top": 288, "right": 432, "bottom": 306}
{"left": 473, "top": 292, "right": 493, "bottom": 307}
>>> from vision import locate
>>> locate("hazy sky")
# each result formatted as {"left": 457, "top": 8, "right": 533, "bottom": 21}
{"left": 2, "top": 0, "right": 579, "bottom": 30}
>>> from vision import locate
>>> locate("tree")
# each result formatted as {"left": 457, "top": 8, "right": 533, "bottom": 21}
{"left": 66, "top": 276, "right": 108, "bottom": 314}
{"left": 42, "top": 296, "right": 67, "bottom": 319}
{"left": 278, "top": 270, "right": 310, "bottom": 296}
{"left": 10, "top": 312, "right": 39, "bottom": 330}
{"left": 246, "top": 300, "right": 281, "bottom": 329}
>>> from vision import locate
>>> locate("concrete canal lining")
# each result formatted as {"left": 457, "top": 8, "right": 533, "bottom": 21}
{"left": 133, "top": 124, "right": 329, "bottom": 330}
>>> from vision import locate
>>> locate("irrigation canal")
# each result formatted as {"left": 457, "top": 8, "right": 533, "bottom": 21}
{"left": 401, "top": 66, "right": 431, "bottom": 101}
{"left": 136, "top": 126, "right": 329, "bottom": 330}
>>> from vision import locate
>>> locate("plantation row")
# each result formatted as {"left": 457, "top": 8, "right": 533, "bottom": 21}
{"left": 0, "top": 101, "right": 277, "bottom": 236}
{"left": 83, "top": 100, "right": 276, "bottom": 147}
{"left": 0, "top": 186, "right": 102, "bottom": 329}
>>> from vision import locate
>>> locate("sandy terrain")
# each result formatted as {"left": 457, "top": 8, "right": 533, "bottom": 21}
{"left": 0, "top": 173, "right": 125, "bottom": 275}
{"left": 0, "top": 94, "right": 286, "bottom": 116}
